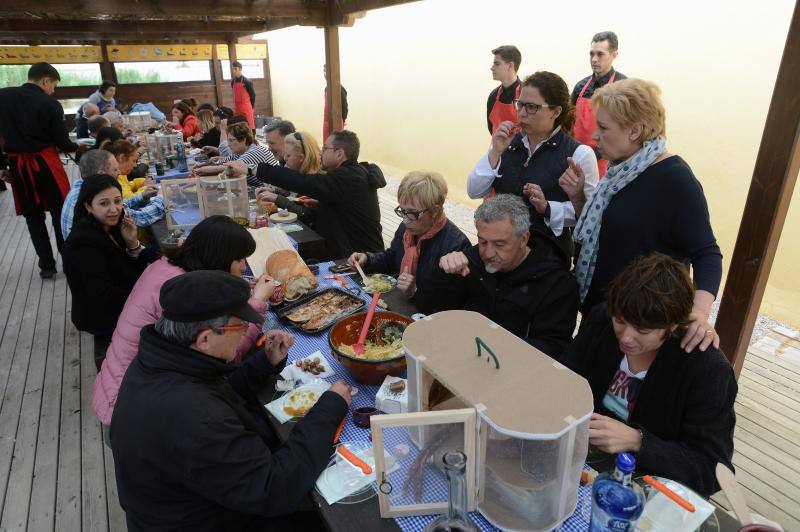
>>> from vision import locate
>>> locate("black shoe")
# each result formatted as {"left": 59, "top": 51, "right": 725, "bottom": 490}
{"left": 39, "top": 268, "right": 56, "bottom": 279}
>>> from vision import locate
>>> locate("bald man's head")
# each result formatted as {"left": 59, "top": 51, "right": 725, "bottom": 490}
{"left": 83, "top": 102, "right": 100, "bottom": 118}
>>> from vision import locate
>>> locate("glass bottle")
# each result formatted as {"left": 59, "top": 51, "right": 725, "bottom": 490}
{"left": 424, "top": 450, "right": 478, "bottom": 532}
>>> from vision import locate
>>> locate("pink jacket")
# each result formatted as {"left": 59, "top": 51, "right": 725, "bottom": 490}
{"left": 92, "top": 257, "right": 266, "bottom": 425}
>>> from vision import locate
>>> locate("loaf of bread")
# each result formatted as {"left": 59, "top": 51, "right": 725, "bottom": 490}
{"left": 266, "top": 249, "right": 318, "bottom": 300}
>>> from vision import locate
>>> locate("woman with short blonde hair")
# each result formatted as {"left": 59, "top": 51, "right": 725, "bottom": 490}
{"left": 347, "top": 170, "right": 470, "bottom": 313}
{"left": 283, "top": 131, "right": 321, "bottom": 175}
{"left": 255, "top": 131, "right": 322, "bottom": 225}
{"left": 569, "top": 78, "right": 722, "bottom": 354}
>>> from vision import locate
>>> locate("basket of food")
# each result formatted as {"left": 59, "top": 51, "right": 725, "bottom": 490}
{"left": 276, "top": 288, "right": 365, "bottom": 333}
{"left": 328, "top": 311, "right": 412, "bottom": 385}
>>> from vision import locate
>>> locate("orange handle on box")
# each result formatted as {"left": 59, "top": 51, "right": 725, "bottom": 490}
{"left": 338, "top": 445, "right": 373, "bottom": 475}
{"left": 643, "top": 475, "right": 696, "bottom": 512}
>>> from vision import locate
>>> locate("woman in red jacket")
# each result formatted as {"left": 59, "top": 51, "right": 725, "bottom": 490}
{"left": 171, "top": 101, "right": 200, "bottom": 140}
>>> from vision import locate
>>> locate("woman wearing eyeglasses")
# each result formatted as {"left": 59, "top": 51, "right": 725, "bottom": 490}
{"left": 467, "top": 71, "right": 599, "bottom": 261}
{"left": 347, "top": 171, "right": 470, "bottom": 313}
{"left": 254, "top": 131, "right": 321, "bottom": 226}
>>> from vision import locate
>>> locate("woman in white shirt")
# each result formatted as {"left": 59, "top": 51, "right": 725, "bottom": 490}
{"left": 467, "top": 71, "right": 598, "bottom": 259}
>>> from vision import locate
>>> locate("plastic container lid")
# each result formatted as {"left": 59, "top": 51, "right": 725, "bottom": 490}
{"left": 616, "top": 452, "right": 636, "bottom": 473}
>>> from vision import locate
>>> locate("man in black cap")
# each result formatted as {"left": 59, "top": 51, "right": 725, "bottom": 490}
{"left": 110, "top": 270, "right": 352, "bottom": 532}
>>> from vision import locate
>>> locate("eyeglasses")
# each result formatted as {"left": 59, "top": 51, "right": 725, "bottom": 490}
{"left": 206, "top": 323, "right": 248, "bottom": 335}
{"left": 293, "top": 132, "right": 305, "bottom": 155}
{"left": 394, "top": 206, "right": 427, "bottom": 221}
{"left": 321, "top": 145, "right": 338, "bottom": 153}
{"left": 513, "top": 99, "right": 555, "bottom": 115}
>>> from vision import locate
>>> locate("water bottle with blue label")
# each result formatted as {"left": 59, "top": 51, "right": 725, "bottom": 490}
{"left": 589, "top": 452, "right": 645, "bottom": 531}
{"left": 175, "top": 139, "right": 188, "bottom": 172}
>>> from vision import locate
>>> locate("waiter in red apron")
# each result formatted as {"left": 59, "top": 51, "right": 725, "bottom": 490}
{"left": 323, "top": 64, "right": 349, "bottom": 141}
{"left": 0, "top": 62, "right": 88, "bottom": 279}
{"left": 487, "top": 45, "right": 522, "bottom": 135}
{"left": 231, "top": 61, "right": 256, "bottom": 131}
{"left": 572, "top": 31, "right": 626, "bottom": 177}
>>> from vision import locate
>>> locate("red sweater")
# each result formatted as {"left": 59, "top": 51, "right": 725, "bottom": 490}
{"left": 175, "top": 114, "right": 200, "bottom": 140}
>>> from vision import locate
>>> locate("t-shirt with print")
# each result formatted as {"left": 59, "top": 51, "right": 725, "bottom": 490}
{"left": 601, "top": 356, "right": 647, "bottom": 422}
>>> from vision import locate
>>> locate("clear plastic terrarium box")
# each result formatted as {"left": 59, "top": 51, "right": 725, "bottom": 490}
{"left": 161, "top": 177, "right": 203, "bottom": 231}
{"left": 197, "top": 174, "right": 249, "bottom": 225}
{"left": 388, "top": 310, "right": 593, "bottom": 532}
{"left": 123, "top": 111, "right": 151, "bottom": 133}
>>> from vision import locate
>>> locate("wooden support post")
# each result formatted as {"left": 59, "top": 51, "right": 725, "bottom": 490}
{"left": 211, "top": 45, "right": 224, "bottom": 108}
{"left": 715, "top": 0, "right": 800, "bottom": 378}
{"left": 323, "top": 24, "right": 342, "bottom": 140}
{"left": 99, "top": 42, "right": 117, "bottom": 84}
{"left": 227, "top": 40, "right": 238, "bottom": 65}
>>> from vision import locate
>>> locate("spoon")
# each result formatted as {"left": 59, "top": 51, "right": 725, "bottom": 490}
{"left": 353, "top": 260, "right": 371, "bottom": 289}
{"left": 716, "top": 463, "right": 754, "bottom": 526}
{"left": 353, "top": 292, "right": 381, "bottom": 355}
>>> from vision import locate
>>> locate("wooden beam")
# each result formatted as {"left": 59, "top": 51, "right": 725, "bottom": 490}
{"left": 0, "top": 0, "right": 325, "bottom": 19}
{"left": 0, "top": 34, "right": 240, "bottom": 44}
{"left": 99, "top": 42, "right": 117, "bottom": 84}
{"left": 210, "top": 44, "right": 224, "bottom": 108}
{"left": 0, "top": 18, "right": 278, "bottom": 34}
{"left": 323, "top": 22, "right": 342, "bottom": 139}
{"left": 715, "top": 0, "right": 800, "bottom": 378}
{"left": 338, "top": 0, "right": 419, "bottom": 16}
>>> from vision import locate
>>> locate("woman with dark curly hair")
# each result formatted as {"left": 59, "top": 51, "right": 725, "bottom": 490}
{"left": 560, "top": 252, "right": 737, "bottom": 497}
{"left": 468, "top": 70, "right": 599, "bottom": 259}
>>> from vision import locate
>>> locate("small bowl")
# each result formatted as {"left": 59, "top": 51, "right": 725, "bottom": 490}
{"left": 328, "top": 311, "right": 412, "bottom": 385}
{"left": 353, "top": 407, "right": 379, "bottom": 428}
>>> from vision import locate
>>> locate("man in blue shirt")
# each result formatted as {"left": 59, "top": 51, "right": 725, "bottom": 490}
{"left": 61, "top": 150, "right": 164, "bottom": 240}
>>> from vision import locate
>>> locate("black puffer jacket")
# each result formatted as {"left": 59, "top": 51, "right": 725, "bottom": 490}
{"left": 560, "top": 304, "right": 737, "bottom": 497}
{"left": 110, "top": 326, "right": 348, "bottom": 532}
{"left": 364, "top": 219, "right": 471, "bottom": 314}
{"left": 436, "top": 231, "right": 579, "bottom": 358}
{"left": 256, "top": 161, "right": 386, "bottom": 259}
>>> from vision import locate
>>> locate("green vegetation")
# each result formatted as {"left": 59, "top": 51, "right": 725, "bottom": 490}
{"left": 0, "top": 65, "right": 100, "bottom": 88}
{"left": 115, "top": 68, "right": 165, "bottom": 84}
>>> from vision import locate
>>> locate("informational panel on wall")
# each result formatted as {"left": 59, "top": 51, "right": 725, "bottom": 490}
{"left": 215, "top": 44, "right": 268, "bottom": 60}
{"left": 0, "top": 46, "right": 102, "bottom": 64}
{"left": 107, "top": 44, "right": 213, "bottom": 62}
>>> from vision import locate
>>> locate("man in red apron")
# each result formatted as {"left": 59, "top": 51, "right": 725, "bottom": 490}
{"left": 572, "top": 31, "right": 627, "bottom": 176}
{"left": 0, "top": 62, "right": 88, "bottom": 278}
{"left": 323, "top": 65, "right": 349, "bottom": 141}
{"left": 487, "top": 45, "right": 522, "bottom": 135}
{"left": 231, "top": 61, "right": 256, "bottom": 130}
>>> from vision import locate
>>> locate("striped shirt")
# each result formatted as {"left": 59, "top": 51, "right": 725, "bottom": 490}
{"left": 223, "top": 143, "right": 279, "bottom": 186}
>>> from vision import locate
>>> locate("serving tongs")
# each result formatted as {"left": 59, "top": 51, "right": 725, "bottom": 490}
{"left": 353, "top": 292, "right": 381, "bottom": 355}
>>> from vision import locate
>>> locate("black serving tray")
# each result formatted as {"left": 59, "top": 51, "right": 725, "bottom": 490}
{"left": 276, "top": 287, "right": 366, "bottom": 334}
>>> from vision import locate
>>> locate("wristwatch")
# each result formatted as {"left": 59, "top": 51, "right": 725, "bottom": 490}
{"left": 246, "top": 164, "right": 257, "bottom": 179}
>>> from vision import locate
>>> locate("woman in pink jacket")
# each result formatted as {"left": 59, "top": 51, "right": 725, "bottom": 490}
{"left": 92, "top": 215, "right": 275, "bottom": 426}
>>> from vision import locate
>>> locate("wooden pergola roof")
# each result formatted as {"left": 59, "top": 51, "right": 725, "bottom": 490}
{"left": 0, "top": 0, "right": 416, "bottom": 44}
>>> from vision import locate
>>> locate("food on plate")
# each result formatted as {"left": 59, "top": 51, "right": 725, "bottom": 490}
{"left": 284, "top": 291, "right": 363, "bottom": 331}
{"left": 266, "top": 249, "right": 318, "bottom": 300}
{"left": 295, "top": 357, "right": 326, "bottom": 375}
{"left": 282, "top": 389, "right": 320, "bottom": 417}
{"left": 364, "top": 274, "right": 395, "bottom": 294}
{"left": 339, "top": 338, "right": 404, "bottom": 361}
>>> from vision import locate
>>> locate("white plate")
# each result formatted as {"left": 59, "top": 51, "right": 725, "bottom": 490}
{"left": 264, "top": 381, "right": 330, "bottom": 424}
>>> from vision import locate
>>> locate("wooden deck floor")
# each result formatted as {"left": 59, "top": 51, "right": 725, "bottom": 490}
{"left": 0, "top": 186, "right": 798, "bottom": 531}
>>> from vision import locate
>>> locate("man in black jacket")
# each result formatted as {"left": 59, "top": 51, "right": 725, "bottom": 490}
{"left": 438, "top": 194, "right": 578, "bottom": 358}
{"left": 110, "top": 271, "right": 352, "bottom": 532}
{"left": 229, "top": 129, "right": 386, "bottom": 259}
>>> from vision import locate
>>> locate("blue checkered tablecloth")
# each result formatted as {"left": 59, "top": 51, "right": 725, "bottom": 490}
{"left": 259, "top": 261, "right": 591, "bottom": 532}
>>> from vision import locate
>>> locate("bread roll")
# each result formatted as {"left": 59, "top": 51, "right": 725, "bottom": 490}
{"left": 266, "top": 249, "right": 318, "bottom": 299}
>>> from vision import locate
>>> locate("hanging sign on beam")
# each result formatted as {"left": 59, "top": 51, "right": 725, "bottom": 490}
{"left": 0, "top": 45, "right": 102, "bottom": 64}
{"left": 107, "top": 44, "right": 213, "bottom": 62}
{"left": 215, "top": 43, "right": 268, "bottom": 60}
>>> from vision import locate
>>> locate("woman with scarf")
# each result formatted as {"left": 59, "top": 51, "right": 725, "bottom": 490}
{"left": 347, "top": 171, "right": 470, "bottom": 314}
{"left": 563, "top": 78, "right": 722, "bottom": 353}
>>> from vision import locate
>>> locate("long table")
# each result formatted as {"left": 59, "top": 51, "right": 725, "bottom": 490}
{"left": 259, "top": 262, "right": 594, "bottom": 532}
